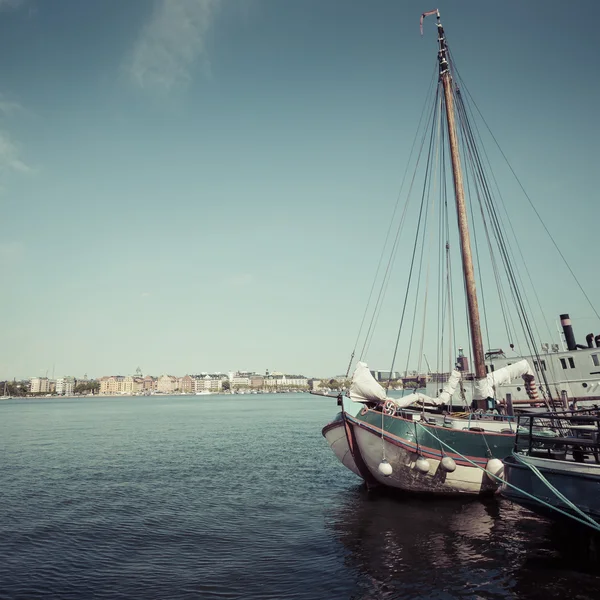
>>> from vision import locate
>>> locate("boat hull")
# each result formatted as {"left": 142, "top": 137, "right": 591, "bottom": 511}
{"left": 502, "top": 454, "right": 600, "bottom": 524}
{"left": 324, "top": 407, "right": 515, "bottom": 495}
{"left": 322, "top": 415, "right": 362, "bottom": 478}
{"left": 351, "top": 421, "right": 496, "bottom": 494}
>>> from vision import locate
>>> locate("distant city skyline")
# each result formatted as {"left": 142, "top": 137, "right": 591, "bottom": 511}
{"left": 7, "top": 366, "right": 331, "bottom": 381}
{"left": 1, "top": 0, "right": 598, "bottom": 380}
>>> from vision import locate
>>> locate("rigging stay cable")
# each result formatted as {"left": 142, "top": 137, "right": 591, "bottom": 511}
{"left": 385, "top": 87, "right": 442, "bottom": 389}
{"left": 450, "top": 54, "right": 600, "bottom": 323}
{"left": 459, "top": 135, "right": 552, "bottom": 398}
{"left": 345, "top": 60, "right": 439, "bottom": 375}
{"left": 456, "top": 101, "right": 520, "bottom": 352}
{"left": 439, "top": 117, "right": 458, "bottom": 376}
{"left": 454, "top": 85, "right": 545, "bottom": 355}
{"left": 455, "top": 90, "right": 520, "bottom": 354}
{"left": 463, "top": 144, "right": 492, "bottom": 354}
{"left": 362, "top": 79, "right": 441, "bottom": 361}
{"left": 450, "top": 79, "right": 555, "bottom": 398}
{"left": 453, "top": 71, "right": 555, "bottom": 347}
{"left": 403, "top": 92, "right": 443, "bottom": 379}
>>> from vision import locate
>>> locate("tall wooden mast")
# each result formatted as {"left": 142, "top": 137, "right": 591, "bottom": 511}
{"left": 422, "top": 10, "right": 487, "bottom": 404}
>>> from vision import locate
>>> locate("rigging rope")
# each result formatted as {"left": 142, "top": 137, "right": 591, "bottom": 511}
{"left": 450, "top": 80, "right": 555, "bottom": 402}
{"left": 450, "top": 54, "right": 600, "bottom": 323}
{"left": 414, "top": 422, "right": 600, "bottom": 533}
{"left": 355, "top": 60, "right": 439, "bottom": 365}
{"left": 512, "top": 452, "right": 600, "bottom": 532}
{"left": 453, "top": 68, "right": 555, "bottom": 348}
{"left": 346, "top": 20, "right": 595, "bottom": 412}
{"left": 403, "top": 102, "right": 441, "bottom": 380}
{"left": 386, "top": 86, "right": 440, "bottom": 389}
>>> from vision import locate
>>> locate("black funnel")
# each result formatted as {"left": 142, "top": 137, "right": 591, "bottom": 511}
{"left": 560, "top": 314, "right": 577, "bottom": 351}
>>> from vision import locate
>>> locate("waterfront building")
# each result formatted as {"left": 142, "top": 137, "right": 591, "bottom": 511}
{"left": 250, "top": 376, "right": 264, "bottom": 388}
{"left": 194, "top": 374, "right": 223, "bottom": 392}
{"left": 193, "top": 377, "right": 205, "bottom": 393}
{"left": 179, "top": 375, "right": 194, "bottom": 394}
{"left": 99, "top": 375, "right": 142, "bottom": 395}
{"left": 231, "top": 375, "right": 250, "bottom": 388}
{"left": 30, "top": 377, "right": 51, "bottom": 394}
{"left": 99, "top": 376, "right": 122, "bottom": 395}
{"left": 142, "top": 376, "right": 156, "bottom": 393}
{"left": 55, "top": 376, "right": 75, "bottom": 396}
{"left": 122, "top": 376, "right": 141, "bottom": 395}
{"left": 370, "top": 369, "right": 399, "bottom": 382}
{"left": 309, "top": 379, "right": 323, "bottom": 391}
{"left": 157, "top": 375, "right": 177, "bottom": 394}
{"left": 284, "top": 375, "right": 309, "bottom": 388}
{"left": 264, "top": 374, "right": 309, "bottom": 389}
{"left": 28, "top": 370, "right": 309, "bottom": 396}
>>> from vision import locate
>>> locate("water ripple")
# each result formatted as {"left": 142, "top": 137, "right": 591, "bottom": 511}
{"left": 1, "top": 395, "right": 599, "bottom": 599}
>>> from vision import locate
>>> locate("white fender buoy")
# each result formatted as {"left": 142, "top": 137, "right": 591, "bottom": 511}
{"left": 485, "top": 458, "right": 504, "bottom": 481}
{"left": 378, "top": 459, "right": 393, "bottom": 477}
{"left": 440, "top": 456, "right": 457, "bottom": 473}
{"left": 415, "top": 456, "right": 430, "bottom": 474}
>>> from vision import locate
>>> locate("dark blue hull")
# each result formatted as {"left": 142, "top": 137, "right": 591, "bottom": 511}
{"left": 502, "top": 454, "right": 600, "bottom": 526}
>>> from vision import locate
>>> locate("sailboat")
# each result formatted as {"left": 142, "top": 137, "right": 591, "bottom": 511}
{"left": 321, "top": 9, "right": 597, "bottom": 495}
{"left": 1, "top": 381, "right": 12, "bottom": 400}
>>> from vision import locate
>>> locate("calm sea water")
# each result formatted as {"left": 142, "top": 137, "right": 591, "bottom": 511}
{"left": 1, "top": 394, "right": 599, "bottom": 599}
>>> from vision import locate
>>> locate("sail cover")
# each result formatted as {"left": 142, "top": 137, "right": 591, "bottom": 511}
{"left": 389, "top": 392, "right": 445, "bottom": 408}
{"left": 474, "top": 359, "right": 536, "bottom": 400}
{"left": 349, "top": 362, "right": 388, "bottom": 403}
{"left": 438, "top": 369, "right": 461, "bottom": 404}
{"left": 387, "top": 370, "right": 461, "bottom": 408}
{"left": 349, "top": 362, "right": 453, "bottom": 407}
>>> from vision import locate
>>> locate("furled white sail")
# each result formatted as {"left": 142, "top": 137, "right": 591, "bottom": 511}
{"left": 438, "top": 369, "right": 461, "bottom": 404}
{"left": 489, "top": 359, "right": 535, "bottom": 387}
{"left": 349, "top": 362, "right": 388, "bottom": 403}
{"left": 473, "top": 359, "right": 536, "bottom": 400}
{"left": 388, "top": 370, "right": 460, "bottom": 408}
{"left": 388, "top": 392, "right": 445, "bottom": 408}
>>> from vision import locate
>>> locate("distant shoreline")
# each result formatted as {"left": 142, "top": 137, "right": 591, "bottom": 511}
{"left": 1, "top": 389, "right": 314, "bottom": 400}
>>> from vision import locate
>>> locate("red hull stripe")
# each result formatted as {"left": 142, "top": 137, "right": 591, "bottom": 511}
{"left": 321, "top": 420, "right": 343, "bottom": 436}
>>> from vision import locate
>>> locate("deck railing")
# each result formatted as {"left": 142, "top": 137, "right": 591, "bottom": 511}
{"left": 514, "top": 409, "right": 600, "bottom": 463}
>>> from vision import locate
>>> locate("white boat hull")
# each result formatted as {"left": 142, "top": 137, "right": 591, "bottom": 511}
{"left": 351, "top": 422, "right": 498, "bottom": 494}
{"left": 322, "top": 416, "right": 362, "bottom": 478}
{"left": 323, "top": 410, "right": 503, "bottom": 494}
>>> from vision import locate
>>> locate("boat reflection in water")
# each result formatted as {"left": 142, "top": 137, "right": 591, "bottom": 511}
{"left": 324, "top": 488, "right": 600, "bottom": 598}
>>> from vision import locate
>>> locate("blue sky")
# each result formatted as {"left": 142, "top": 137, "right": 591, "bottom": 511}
{"left": 0, "top": 0, "right": 598, "bottom": 380}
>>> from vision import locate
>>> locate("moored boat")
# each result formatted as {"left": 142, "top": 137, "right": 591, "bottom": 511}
{"left": 323, "top": 362, "right": 516, "bottom": 494}
{"left": 502, "top": 410, "right": 600, "bottom": 531}
{"left": 321, "top": 9, "right": 599, "bottom": 496}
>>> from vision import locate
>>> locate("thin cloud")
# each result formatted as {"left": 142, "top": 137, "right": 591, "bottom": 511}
{"left": 128, "top": 0, "right": 221, "bottom": 91}
{"left": 0, "top": 0, "right": 25, "bottom": 10}
{"left": 0, "top": 131, "right": 31, "bottom": 174}
{"left": 0, "top": 95, "right": 23, "bottom": 115}
{"left": 0, "top": 91, "right": 30, "bottom": 175}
